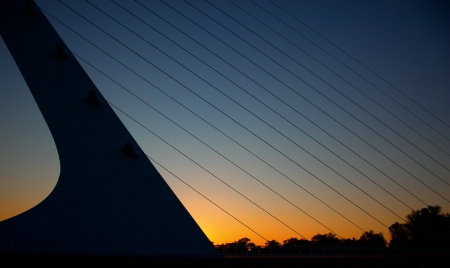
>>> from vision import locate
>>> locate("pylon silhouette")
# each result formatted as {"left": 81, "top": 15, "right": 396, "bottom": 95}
{"left": 0, "top": 0, "right": 217, "bottom": 256}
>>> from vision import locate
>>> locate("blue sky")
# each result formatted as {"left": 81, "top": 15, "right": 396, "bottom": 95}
{"left": 1, "top": 0, "right": 449, "bottom": 245}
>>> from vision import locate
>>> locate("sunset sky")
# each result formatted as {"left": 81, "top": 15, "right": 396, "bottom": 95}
{"left": 1, "top": 0, "right": 449, "bottom": 246}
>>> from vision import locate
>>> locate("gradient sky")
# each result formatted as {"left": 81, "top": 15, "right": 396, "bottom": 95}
{"left": 1, "top": 0, "right": 449, "bottom": 246}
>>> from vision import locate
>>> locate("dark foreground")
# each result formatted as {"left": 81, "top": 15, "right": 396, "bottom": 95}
{"left": 2, "top": 253, "right": 450, "bottom": 268}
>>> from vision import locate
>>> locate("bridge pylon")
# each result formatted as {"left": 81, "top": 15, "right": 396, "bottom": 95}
{"left": 0, "top": 0, "right": 217, "bottom": 256}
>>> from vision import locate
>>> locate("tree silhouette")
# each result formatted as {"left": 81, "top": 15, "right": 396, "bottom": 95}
{"left": 358, "top": 230, "right": 387, "bottom": 247}
{"left": 216, "top": 237, "right": 258, "bottom": 254}
{"left": 389, "top": 205, "right": 450, "bottom": 247}
{"left": 389, "top": 222, "right": 412, "bottom": 247}
{"left": 283, "top": 237, "right": 312, "bottom": 247}
{"left": 311, "top": 232, "right": 341, "bottom": 246}
{"left": 237, "top": 237, "right": 256, "bottom": 253}
{"left": 264, "top": 239, "right": 282, "bottom": 254}
{"left": 214, "top": 205, "right": 449, "bottom": 255}
{"left": 341, "top": 237, "right": 358, "bottom": 247}
{"left": 282, "top": 237, "right": 312, "bottom": 254}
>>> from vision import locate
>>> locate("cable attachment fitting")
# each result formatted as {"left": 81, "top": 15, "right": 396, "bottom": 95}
{"left": 123, "top": 142, "right": 139, "bottom": 159}
{"left": 87, "top": 89, "right": 102, "bottom": 106}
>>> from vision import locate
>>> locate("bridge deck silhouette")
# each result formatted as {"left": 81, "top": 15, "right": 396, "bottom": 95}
{"left": 2, "top": 251, "right": 449, "bottom": 268}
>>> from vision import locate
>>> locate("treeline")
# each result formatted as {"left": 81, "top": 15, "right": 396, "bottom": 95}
{"left": 215, "top": 205, "right": 450, "bottom": 254}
